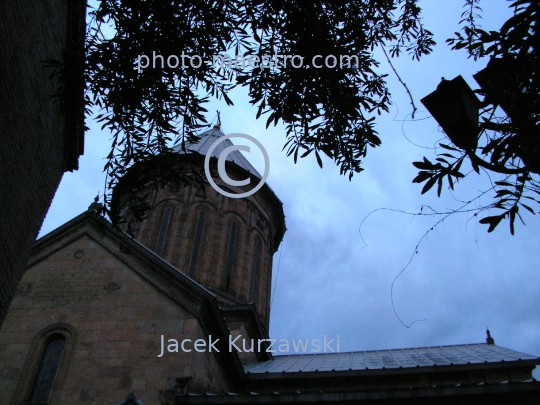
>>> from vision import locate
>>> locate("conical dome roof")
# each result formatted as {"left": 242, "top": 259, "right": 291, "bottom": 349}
{"left": 171, "top": 126, "right": 262, "bottom": 178}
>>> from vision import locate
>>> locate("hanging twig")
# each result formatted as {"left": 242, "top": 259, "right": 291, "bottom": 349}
{"left": 382, "top": 46, "right": 418, "bottom": 119}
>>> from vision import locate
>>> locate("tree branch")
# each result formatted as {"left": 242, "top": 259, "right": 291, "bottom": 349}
{"left": 382, "top": 46, "right": 418, "bottom": 119}
{"left": 467, "top": 151, "right": 527, "bottom": 175}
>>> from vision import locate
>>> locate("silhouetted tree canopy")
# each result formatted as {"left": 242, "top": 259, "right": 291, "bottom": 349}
{"left": 412, "top": 0, "right": 539, "bottom": 233}
{"left": 85, "top": 0, "right": 434, "bottom": 221}
{"left": 86, "top": 0, "right": 538, "bottom": 234}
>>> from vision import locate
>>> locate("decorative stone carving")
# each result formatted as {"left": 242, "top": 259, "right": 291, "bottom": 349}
{"left": 103, "top": 282, "right": 121, "bottom": 294}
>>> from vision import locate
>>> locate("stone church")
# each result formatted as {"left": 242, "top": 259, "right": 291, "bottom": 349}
{"left": 0, "top": 127, "right": 538, "bottom": 404}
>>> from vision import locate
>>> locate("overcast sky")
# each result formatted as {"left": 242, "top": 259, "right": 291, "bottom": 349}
{"left": 41, "top": 0, "right": 539, "bottom": 374}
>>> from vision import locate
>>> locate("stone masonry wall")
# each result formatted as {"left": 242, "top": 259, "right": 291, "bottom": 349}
{"left": 0, "top": 234, "right": 231, "bottom": 404}
{"left": 0, "top": 0, "right": 85, "bottom": 327}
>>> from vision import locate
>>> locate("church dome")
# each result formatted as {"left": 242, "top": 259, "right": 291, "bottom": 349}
{"left": 113, "top": 126, "right": 285, "bottom": 331}
{"left": 172, "top": 126, "right": 262, "bottom": 177}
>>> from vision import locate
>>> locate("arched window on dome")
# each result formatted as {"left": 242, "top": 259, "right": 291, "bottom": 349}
{"left": 250, "top": 238, "right": 262, "bottom": 302}
{"left": 28, "top": 337, "right": 66, "bottom": 402}
{"left": 127, "top": 215, "right": 139, "bottom": 237}
{"left": 224, "top": 220, "right": 238, "bottom": 292}
{"left": 155, "top": 206, "right": 172, "bottom": 256}
{"left": 189, "top": 210, "right": 206, "bottom": 277}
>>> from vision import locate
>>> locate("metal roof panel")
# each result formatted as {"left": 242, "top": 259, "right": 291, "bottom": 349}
{"left": 244, "top": 344, "right": 539, "bottom": 374}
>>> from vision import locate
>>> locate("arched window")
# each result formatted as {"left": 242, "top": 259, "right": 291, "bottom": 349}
{"left": 155, "top": 207, "right": 172, "bottom": 256}
{"left": 251, "top": 238, "right": 261, "bottom": 302}
{"left": 224, "top": 221, "right": 238, "bottom": 292}
{"left": 11, "top": 323, "right": 77, "bottom": 405}
{"left": 188, "top": 210, "right": 206, "bottom": 277}
{"left": 28, "top": 337, "right": 66, "bottom": 403}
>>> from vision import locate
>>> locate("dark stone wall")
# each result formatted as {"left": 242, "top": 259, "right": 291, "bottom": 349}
{"left": 0, "top": 0, "right": 85, "bottom": 327}
{"left": 0, "top": 225, "right": 233, "bottom": 403}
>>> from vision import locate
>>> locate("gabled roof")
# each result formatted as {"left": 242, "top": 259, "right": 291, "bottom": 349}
{"left": 245, "top": 343, "right": 539, "bottom": 374}
{"left": 117, "top": 392, "right": 144, "bottom": 405}
{"left": 30, "top": 209, "right": 216, "bottom": 307}
{"left": 172, "top": 127, "right": 262, "bottom": 178}
{"left": 28, "top": 208, "right": 247, "bottom": 390}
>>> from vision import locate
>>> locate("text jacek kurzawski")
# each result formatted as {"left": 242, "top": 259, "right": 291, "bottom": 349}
{"left": 157, "top": 334, "right": 340, "bottom": 357}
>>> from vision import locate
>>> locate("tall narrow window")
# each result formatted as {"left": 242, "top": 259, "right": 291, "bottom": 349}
{"left": 224, "top": 221, "right": 238, "bottom": 292}
{"left": 127, "top": 216, "right": 139, "bottom": 237}
{"left": 28, "top": 337, "right": 66, "bottom": 403}
{"left": 189, "top": 210, "right": 206, "bottom": 277}
{"left": 251, "top": 239, "right": 261, "bottom": 302}
{"left": 155, "top": 207, "right": 172, "bottom": 256}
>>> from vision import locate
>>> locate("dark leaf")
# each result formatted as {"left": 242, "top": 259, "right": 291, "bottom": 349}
{"left": 479, "top": 214, "right": 505, "bottom": 233}
{"left": 421, "top": 176, "right": 437, "bottom": 195}
{"left": 315, "top": 151, "right": 323, "bottom": 168}
{"left": 413, "top": 157, "right": 434, "bottom": 170}
{"left": 520, "top": 203, "right": 535, "bottom": 214}
{"left": 412, "top": 171, "right": 431, "bottom": 183}
{"left": 439, "top": 143, "right": 459, "bottom": 151}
